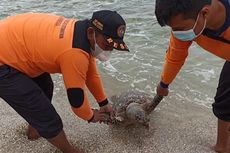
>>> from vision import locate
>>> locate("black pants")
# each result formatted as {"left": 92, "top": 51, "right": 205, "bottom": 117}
{"left": 213, "top": 61, "right": 230, "bottom": 122}
{"left": 0, "top": 65, "right": 63, "bottom": 139}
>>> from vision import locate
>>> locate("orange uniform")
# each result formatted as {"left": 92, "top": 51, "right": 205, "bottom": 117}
{"left": 161, "top": 26, "right": 230, "bottom": 85}
{"left": 0, "top": 13, "right": 107, "bottom": 121}
{"left": 157, "top": 0, "right": 230, "bottom": 126}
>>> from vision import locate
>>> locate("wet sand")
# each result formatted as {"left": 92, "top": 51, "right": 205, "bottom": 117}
{"left": 0, "top": 81, "right": 217, "bottom": 153}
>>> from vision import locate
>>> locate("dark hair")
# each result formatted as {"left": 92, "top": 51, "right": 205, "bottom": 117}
{"left": 155, "top": 0, "right": 211, "bottom": 26}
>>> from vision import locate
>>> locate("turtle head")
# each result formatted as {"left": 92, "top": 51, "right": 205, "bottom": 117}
{"left": 126, "top": 103, "right": 150, "bottom": 126}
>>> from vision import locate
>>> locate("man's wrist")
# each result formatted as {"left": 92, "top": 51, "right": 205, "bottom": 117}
{"left": 160, "top": 81, "right": 169, "bottom": 89}
{"left": 88, "top": 113, "right": 94, "bottom": 123}
{"left": 98, "top": 98, "right": 109, "bottom": 107}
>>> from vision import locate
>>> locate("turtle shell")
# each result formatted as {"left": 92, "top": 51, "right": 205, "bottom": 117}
{"left": 110, "top": 90, "right": 154, "bottom": 116}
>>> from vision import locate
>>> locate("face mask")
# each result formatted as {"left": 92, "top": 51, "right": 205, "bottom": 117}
{"left": 172, "top": 14, "right": 206, "bottom": 41}
{"left": 90, "top": 32, "right": 111, "bottom": 62}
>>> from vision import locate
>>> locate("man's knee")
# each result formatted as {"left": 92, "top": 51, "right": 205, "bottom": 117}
{"left": 36, "top": 115, "right": 63, "bottom": 139}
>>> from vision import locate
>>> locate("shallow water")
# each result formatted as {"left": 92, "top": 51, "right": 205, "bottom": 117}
{"left": 0, "top": 0, "right": 225, "bottom": 108}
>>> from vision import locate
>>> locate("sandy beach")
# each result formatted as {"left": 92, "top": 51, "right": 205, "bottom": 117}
{"left": 0, "top": 79, "right": 217, "bottom": 153}
{"left": 0, "top": 0, "right": 223, "bottom": 152}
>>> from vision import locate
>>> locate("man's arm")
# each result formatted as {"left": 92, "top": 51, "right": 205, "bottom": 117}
{"left": 85, "top": 56, "right": 108, "bottom": 107}
{"left": 85, "top": 56, "right": 114, "bottom": 119}
{"left": 58, "top": 49, "right": 96, "bottom": 121}
{"left": 160, "top": 33, "right": 192, "bottom": 86}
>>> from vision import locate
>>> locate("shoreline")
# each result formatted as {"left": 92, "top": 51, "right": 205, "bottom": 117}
{"left": 0, "top": 92, "right": 217, "bottom": 153}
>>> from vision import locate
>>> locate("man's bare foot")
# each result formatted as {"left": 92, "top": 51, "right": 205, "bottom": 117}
{"left": 66, "top": 148, "right": 85, "bottom": 153}
{"left": 26, "top": 125, "right": 41, "bottom": 140}
{"left": 212, "top": 145, "right": 226, "bottom": 153}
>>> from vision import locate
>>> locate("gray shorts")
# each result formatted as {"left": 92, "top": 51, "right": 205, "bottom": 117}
{"left": 0, "top": 65, "right": 63, "bottom": 139}
{"left": 213, "top": 61, "right": 230, "bottom": 122}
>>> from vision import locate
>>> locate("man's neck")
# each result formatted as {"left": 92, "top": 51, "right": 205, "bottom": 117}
{"left": 207, "top": 0, "right": 226, "bottom": 30}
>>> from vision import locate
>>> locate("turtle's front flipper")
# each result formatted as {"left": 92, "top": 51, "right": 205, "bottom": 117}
{"left": 115, "top": 116, "right": 124, "bottom": 122}
{"left": 146, "top": 94, "right": 163, "bottom": 114}
{"left": 109, "top": 112, "right": 126, "bottom": 125}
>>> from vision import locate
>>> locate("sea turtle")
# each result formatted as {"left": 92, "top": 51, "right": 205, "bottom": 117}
{"left": 109, "top": 89, "right": 163, "bottom": 127}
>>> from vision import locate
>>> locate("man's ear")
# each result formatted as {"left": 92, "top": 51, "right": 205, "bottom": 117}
{"left": 87, "top": 27, "right": 96, "bottom": 50}
{"left": 87, "top": 27, "right": 94, "bottom": 41}
{"left": 200, "top": 6, "right": 210, "bottom": 18}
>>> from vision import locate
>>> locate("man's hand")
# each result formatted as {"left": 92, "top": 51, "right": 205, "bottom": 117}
{"left": 99, "top": 103, "right": 115, "bottom": 119}
{"left": 157, "top": 83, "right": 169, "bottom": 96}
{"left": 89, "top": 109, "right": 110, "bottom": 123}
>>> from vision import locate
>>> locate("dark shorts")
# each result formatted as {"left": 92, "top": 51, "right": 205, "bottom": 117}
{"left": 0, "top": 65, "right": 63, "bottom": 139}
{"left": 213, "top": 61, "right": 230, "bottom": 122}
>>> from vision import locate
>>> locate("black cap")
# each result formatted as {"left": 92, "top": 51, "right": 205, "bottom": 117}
{"left": 90, "top": 10, "right": 129, "bottom": 51}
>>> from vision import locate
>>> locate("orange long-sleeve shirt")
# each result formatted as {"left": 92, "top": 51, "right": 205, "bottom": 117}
{"left": 161, "top": 31, "right": 230, "bottom": 85}
{"left": 161, "top": 0, "right": 230, "bottom": 85}
{"left": 0, "top": 13, "right": 107, "bottom": 121}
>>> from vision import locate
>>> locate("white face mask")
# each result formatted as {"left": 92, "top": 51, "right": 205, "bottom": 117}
{"left": 90, "top": 32, "right": 111, "bottom": 62}
{"left": 172, "top": 14, "right": 207, "bottom": 41}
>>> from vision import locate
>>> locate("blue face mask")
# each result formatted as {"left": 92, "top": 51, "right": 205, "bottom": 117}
{"left": 172, "top": 14, "right": 206, "bottom": 41}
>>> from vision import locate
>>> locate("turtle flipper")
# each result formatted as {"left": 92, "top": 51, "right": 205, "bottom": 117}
{"left": 115, "top": 116, "right": 124, "bottom": 122}
{"left": 146, "top": 94, "right": 163, "bottom": 114}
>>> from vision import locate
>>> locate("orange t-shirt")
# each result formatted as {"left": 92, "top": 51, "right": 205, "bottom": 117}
{"left": 0, "top": 13, "right": 107, "bottom": 121}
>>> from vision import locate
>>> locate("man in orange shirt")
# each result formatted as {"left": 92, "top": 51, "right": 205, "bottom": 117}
{"left": 0, "top": 10, "right": 129, "bottom": 153}
{"left": 155, "top": 0, "right": 230, "bottom": 152}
